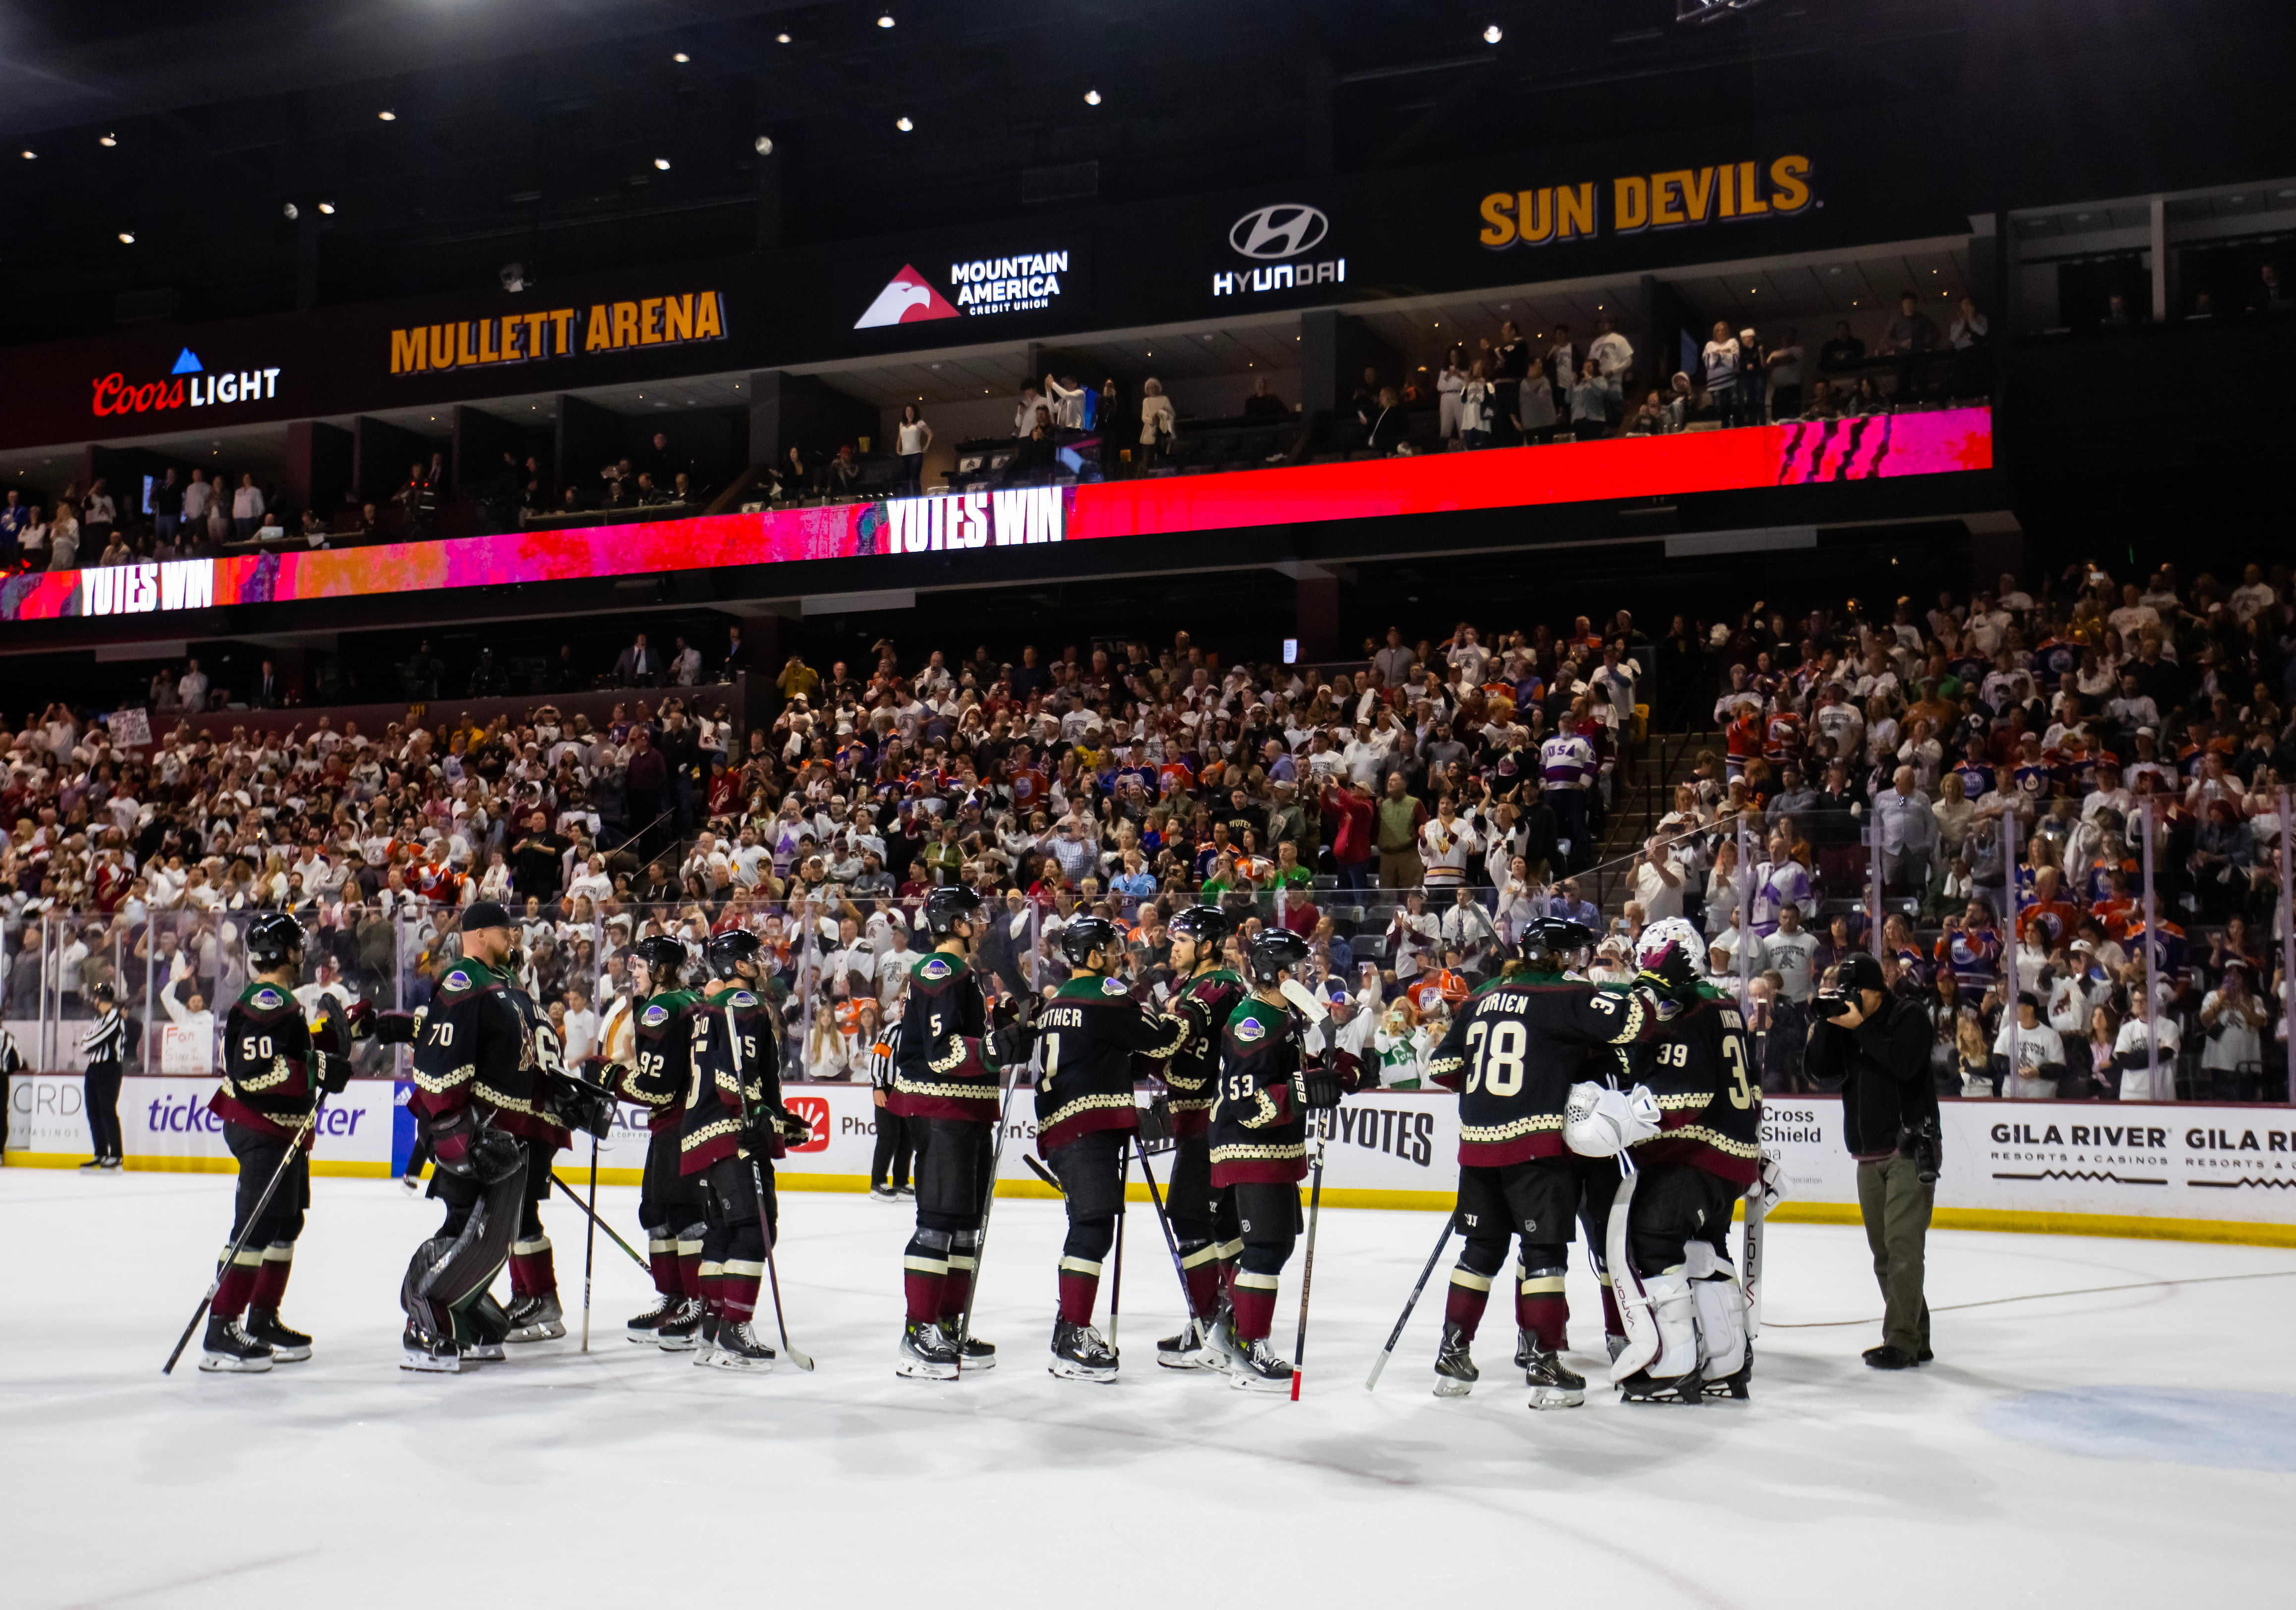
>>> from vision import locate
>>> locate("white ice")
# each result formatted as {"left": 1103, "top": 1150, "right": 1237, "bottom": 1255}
{"left": 4, "top": 1168, "right": 2292, "bottom": 1610}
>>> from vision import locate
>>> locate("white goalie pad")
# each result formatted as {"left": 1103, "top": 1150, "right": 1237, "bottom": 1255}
{"left": 1693, "top": 1273, "right": 1748, "bottom": 1380}
{"left": 1604, "top": 1172, "right": 1660, "bottom": 1380}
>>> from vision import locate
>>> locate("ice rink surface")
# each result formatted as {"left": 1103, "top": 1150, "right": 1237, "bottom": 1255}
{"left": 4, "top": 1168, "right": 2292, "bottom": 1610}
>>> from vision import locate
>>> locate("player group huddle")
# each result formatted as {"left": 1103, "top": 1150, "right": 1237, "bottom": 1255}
{"left": 179, "top": 895, "right": 1784, "bottom": 1409}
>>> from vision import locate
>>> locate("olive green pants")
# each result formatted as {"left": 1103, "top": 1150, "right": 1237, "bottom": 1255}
{"left": 1855, "top": 1154, "right": 1933, "bottom": 1357}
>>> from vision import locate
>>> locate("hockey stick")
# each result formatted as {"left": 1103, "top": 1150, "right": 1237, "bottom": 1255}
{"left": 955, "top": 1035, "right": 1033, "bottom": 1377}
{"left": 751, "top": 1156, "right": 815, "bottom": 1371}
{"left": 1022, "top": 1154, "right": 1065, "bottom": 1194}
{"left": 579, "top": 1135, "right": 600, "bottom": 1353}
{"left": 163, "top": 1102, "right": 322, "bottom": 1375}
{"left": 1130, "top": 1135, "right": 1194, "bottom": 1309}
{"left": 1364, "top": 1214, "right": 1453, "bottom": 1391}
{"left": 1108, "top": 1145, "right": 1131, "bottom": 1351}
{"left": 1742, "top": 1185, "right": 1766, "bottom": 1339}
{"left": 1289, "top": 1137, "right": 1327, "bottom": 1401}
{"left": 550, "top": 1171, "right": 651, "bottom": 1273}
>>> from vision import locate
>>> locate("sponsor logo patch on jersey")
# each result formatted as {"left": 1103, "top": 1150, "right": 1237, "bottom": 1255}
{"left": 440, "top": 969, "right": 473, "bottom": 994}
{"left": 1101, "top": 977, "right": 1129, "bottom": 996}
{"left": 729, "top": 990, "right": 758, "bottom": 1008}
{"left": 249, "top": 986, "right": 285, "bottom": 1011}
{"left": 641, "top": 1004, "right": 670, "bottom": 1027}
{"left": 919, "top": 957, "right": 953, "bottom": 981}
{"left": 1235, "top": 1016, "right": 1266, "bottom": 1043}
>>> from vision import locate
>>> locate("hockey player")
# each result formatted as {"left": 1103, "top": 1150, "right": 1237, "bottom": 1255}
{"left": 199, "top": 912, "right": 356, "bottom": 1371}
{"left": 615, "top": 933, "right": 711, "bottom": 1349}
{"left": 501, "top": 954, "right": 573, "bottom": 1343}
{"left": 401, "top": 904, "right": 533, "bottom": 1372}
{"left": 681, "top": 929, "right": 808, "bottom": 1371}
{"left": 1206, "top": 927, "right": 1345, "bottom": 1392}
{"left": 1423, "top": 917, "right": 1691, "bottom": 1406}
{"left": 1568, "top": 919, "right": 1764, "bottom": 1403}
{"left": 1034, "top": 914, "right": 1188, "bottom": 1381}
{"left": 889, "top": 886, "right": 1023, "bottom": 1380}
{"left": 1154, "top": 904, "right": 1247, "bottom": 1370}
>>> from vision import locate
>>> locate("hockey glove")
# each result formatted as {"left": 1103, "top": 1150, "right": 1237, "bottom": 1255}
{"left": 373, "top": 1010, "right": 421, "bottom": 1046}
{"left": 1295, "top": 1065, "right": 1344, "bottom": 1112}
{"left": 1349, "top": 1049, "right": 1382, "bottom": 1092}
{"left": 1750, "top": 1146, "right": 1790, "bottom": 1211}
{"left": 767, "top": 1103, "right": 816, "bottom": 1149}
{"left": 1634, "top": 940, "right": 1702, "bottom": 1006}
{"left": 467, "top": 1127, "right": 526, "bottom": 1185}
{"left": 1561, "top": 1082, "right": 1662, "bottom": 1157}
{"left": 1330, "top": 1047, "right": 1366, "bottom": 1095}
{"left": 318, "top": 1052, "right": 356, "bottom": 1095}
{"left": 342, "top": 999, "right": 377, "bottom": 1042}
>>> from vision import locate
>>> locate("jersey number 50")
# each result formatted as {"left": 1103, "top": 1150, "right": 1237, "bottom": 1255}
{"left": 1461, "top": 1019, "right": 1526, "bottom": 1097}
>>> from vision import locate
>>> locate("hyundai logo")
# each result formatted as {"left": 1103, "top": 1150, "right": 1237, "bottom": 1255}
{"left": 1229, "top": 204, "right": 1329, "bottom": 260}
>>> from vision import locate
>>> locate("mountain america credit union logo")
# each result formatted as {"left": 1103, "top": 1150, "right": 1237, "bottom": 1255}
{"left": 854, "top": 250, "right": 1071, "bottom": 328}
{"left": 90, "top": 347, "right": 283, "bottom": 418}
{"left": 1216, "top": 204, "right": 1344, "bottom": 298}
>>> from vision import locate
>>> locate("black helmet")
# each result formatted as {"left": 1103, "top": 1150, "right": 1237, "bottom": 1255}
{"left": 1167, "top": 905, "right": 1230, "bottom": 947}
{"left": 244, "top": 911, "right": 305, "bottom": 970}
{"left": 923, "top": 885, "right": 984, "bottom": 938}
{"left": 1060, "top": 914, "right": 1121, "bottom": 971}
{"left": 1519, "top": 918, "right": 1595, "bottom": 968}
{"left": 633, "top": 934, "right": 689, "bottom": 988}
{"left": 706, "top": 928, "right": 764, "bottom": 980}
{"left": 1244, "top": 928, "right": 1313, "bottom": 987}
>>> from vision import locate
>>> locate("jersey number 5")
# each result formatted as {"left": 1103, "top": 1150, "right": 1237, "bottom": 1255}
{"left": 1461, "top": 1019, "right": 1526, "bottom": 1097}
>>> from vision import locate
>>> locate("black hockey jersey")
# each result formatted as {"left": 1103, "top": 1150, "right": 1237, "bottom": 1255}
{"left": 1033, "top": 973, "right": 1187, "bottom": 1155}
{"left": 890, "top": 948, "right": 1000, "bottom": 1124}
{"left": 617, "top": 987, "right": 702, "bottom": 1136}
{"left": 1207, "top": 992, "right": 1307, "bottom": 1186}
{"left": 1625, "top": 991, "right": 1763, "bottom": 1186}
{"left": 1427, "top": 975, "right": 1655, "bottom": 1166}
{"left": 1164, "top": 966, "right": 1246, "bottom": 1140}
{"left": 209, "top": 979, "right": 317, "bottom": 1142}
{"left": 680, "top": 986, "right": 784, "bottom": 1176}
{"left": 507, "top": 984, "right": 572, "bottom": 1152}
{"left": 411, "top": 954, "right": 545, "bottom": 1138}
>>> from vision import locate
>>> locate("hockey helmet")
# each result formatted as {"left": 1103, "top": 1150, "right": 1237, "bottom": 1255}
{"left": 923, "top": 884, "right": 984, "bottom": 939}
{"left": 1060, "top": 914, "right": 1122, "bottom": 972}
{"left": 705, "top": 928, "right": 765, "bottom": 981}
{"left": 1244, "top": 927, "right": 1313, "bottom": 987}
{"left": 633, "top": 934, "right": 689, "bottom": 989}
{"left": 244, "top": 910, "right": 306, "bottom": 970}
{"left": 1167, "top": 904, "right": 1231, "bottom": 948}
{"left": 1635, "top": 917, "right": 1707, "bottom": 979}
{"left": 1517, "top": 917, "right": 1594, "bottom": 969}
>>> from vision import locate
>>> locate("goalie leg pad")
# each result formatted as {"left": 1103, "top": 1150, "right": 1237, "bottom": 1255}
{"left": 403, "top": 1161, "right": 525, "bottom": 1336}
{"left": 1641, "top": 1267, "right": 1700, "bottom": 1380}
{"left": 1692, "top": 1272, "right": 1748, "bottom": 1381}
{"left": 1604, "top": 1173, "right": 1661, "bottom": 1380}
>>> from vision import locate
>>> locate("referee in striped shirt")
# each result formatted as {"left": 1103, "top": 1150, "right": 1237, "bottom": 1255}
{"left": 863, "top": 1017, "right": 914, "bottom": 1200}
{"left": 80, "top": 982, "right": 131, "bottom": 1172}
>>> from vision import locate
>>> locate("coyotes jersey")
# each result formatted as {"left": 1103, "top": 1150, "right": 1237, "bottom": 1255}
{"left": 411, "top": 954, "right": 543, "bottom": 1137}
{"left": 890, "top": 949, "right": 1000, "bottom": 1125}
{"left": 618, "top": 988, "right": 702, "bottom": 1136}
{"left": 680, "top": 987, "right": 783, "bottom": 1176}
{"left": 1032, "top": 974, "right": 1187, "bottom": 1156}
{"left": 1625, "top": 993, "right": 1762, "bottom": 1186}
{"left": 506, "top": 984, "right": 571, "bottom": 1151}
{"left": 1427, "top": 976, "right": 1653, "bottom": 1167}
{"left": 209, "top": 978, "right": 318, "bottom": 1144}
{"left": 1208, "top": 993, "right": 1306, "bottom": 1187}
{"left": 1163, "top": 966, "right": 1245, "bottom": 1139}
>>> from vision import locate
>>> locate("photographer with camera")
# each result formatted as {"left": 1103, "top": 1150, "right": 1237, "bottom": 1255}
{"left": 1807, "top": 951, "right": 1939, "bottom": 1371}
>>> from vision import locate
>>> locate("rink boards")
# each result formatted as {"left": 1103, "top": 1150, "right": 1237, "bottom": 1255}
{"left": 7, "top": 1075, "right": 2295, "bottom": 1245}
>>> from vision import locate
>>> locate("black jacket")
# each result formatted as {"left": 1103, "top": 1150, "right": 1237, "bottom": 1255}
{"left": 1807, "top": 994, "right": 1935, "bottom": 1158}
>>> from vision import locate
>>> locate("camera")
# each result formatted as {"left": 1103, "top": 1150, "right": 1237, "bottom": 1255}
{"left": 1813, "top": 989, "right": 1858, "bottom": 1021}
{"left": 1898, "top": 1116, "right": 1943, "bottom": 1185}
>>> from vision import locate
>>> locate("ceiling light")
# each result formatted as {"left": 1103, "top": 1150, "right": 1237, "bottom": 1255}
{"left": 1084, "top": 89, "right": 1101, "bottom": 106}
{"left": 878, "top": 13, "right": 896, "bottom": 26}
{"left": 655, "top": 157, "right": 672, "bottom": 170}
{"left": 378, "top": 110, "right": 397, "bottom": 121}
{"left": 754, "top": 134, "right": 775, "bottom": 156}
{"left": 117, "top": 231, "right": 135, "bottom": 244}
{"left": 896, "top": 116, "right": 914, "bottom": 131}
{"left": 19, "top": 150, "right": 34, "bottom": 160}
{"left": 318, "top": 201, "right": 335, "bottom": 215}
{"left": 1484, "top": 24, "right": 1503, "bottom": 43}
{"left": 777, "top": 32, "right": 791, "bottom": 43}
{"left": 282, "top": 202, "right": 299, "bottom": 220}
{"left": 100, "top": 133, "right": 117, "bottom": 147}
{"left": 672, "top": 51, "right": 690, "bottom": 63}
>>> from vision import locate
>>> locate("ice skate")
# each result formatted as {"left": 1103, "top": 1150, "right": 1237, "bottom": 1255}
{"left": 701, "top": 1320, "right": 775, "bottom": 1372}
{"left": 870, "top": 1183, "right": 898, "bottom": 1202}
{"left": 1519, "top": 1336, "right": 1586, "bottom": 1409}
{"left": 197, "top": 1314, "right": 274, "bottom": 1373}
{"left": 653, "top": 1296, "right": 706, "bottom": 1351}
{"left": 1432, "top": 1322, "right": 1478, "bottom": 1398}
{"left": 1229, "top": 1335, "right": 1294, "bottom": 1393}
{"left": 1049, "top": 1317, "right": 1119, "bottom": 1382}
{"left": 897, "top": 1320, "right": 960, "bottom": 1380}
{"left": 1702, "top": 1343, "right": 1754, "bottom": 1401}
{"left": 504, "top": 1294, "right": 565, "bottom": 1343}
{"left": 400, "top": 1322, "right": 460, "bottom": 1374}
{"left": 952, "top": 1330, "right": 996, "bottom": 1369}
{"left": 244, "top": 1308, "right": 312, "bottom": 1363}
{"left": 1617, "top": 1363, "right": 1704, "bottom": 1404}
{"left": 1157, "top": 1315, "right": 1223, "bottom": 1371}
{"left": 625, "top": 1293, "right": 677, "bottom": 1344}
